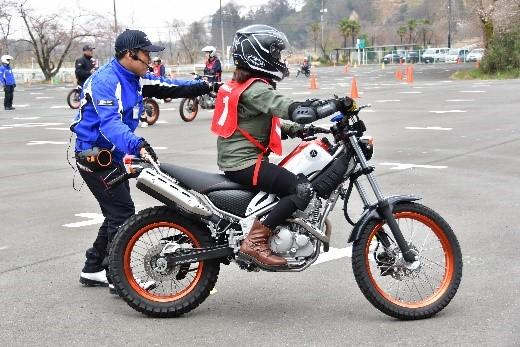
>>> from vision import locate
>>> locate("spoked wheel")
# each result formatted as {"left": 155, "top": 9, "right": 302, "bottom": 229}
{"left": 143, "top": 99, "right": 160, "bottom": 125}
{"left": 109, "top": 206, "right": 220, "bottom": 317}
{"left": 352, "top": 202, "right": 462, "bottom": 320}
{"left": 179, "top": 97, "right": 198, "bottom": 122}
{"left": 67, "top": 88, "right": 81, "bottom": 109}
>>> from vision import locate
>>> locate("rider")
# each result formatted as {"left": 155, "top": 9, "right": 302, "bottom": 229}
{"left": 211, "top": 25, "right": 355, "bottom": 267}
{"left": 75, "top": 45, "right": 96, "bottom": 87}
{"left": 0, "top": 55, "right": 16, "bottom": 110}
{"left": 301, "top": 57, "right": 310, "bottom": 75}
{"left": 151, "top": 56, "right": 166, "bottom": 77}
{"left": 202, "top": 45, "right": 222, "bottom": 82}
{"left": 71, "top": 29, "right": 221, "bottom": 289}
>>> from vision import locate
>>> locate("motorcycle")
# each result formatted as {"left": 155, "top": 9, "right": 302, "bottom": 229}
{"left": 296, "top": 65, "right": 311, "bottom": 78}
{"left": 107, "top": 103, "right": 462, "bottom": 319}
{"left": 67, "top": 85, "right": 82, "bottom": 109}
{"left": 141, "top": 97, "right": 160, "bottom": 126}
{"left": 179, "top": 73, "right": 217, "bottom": 122}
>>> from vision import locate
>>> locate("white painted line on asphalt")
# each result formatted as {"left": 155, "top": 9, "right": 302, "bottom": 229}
{"left": 406, "top": 126, "right": 453, "bottom": 131}
{"left": 321, "top": 87, "right": 334, "bottom": 90}
{"left": 460, "top": 90, "right": 485, "bottom": 93}
{"left": 380, "top": 162, "right": 447, "bottom": 170}
{"left": 154, "top": 147, "right": 168, "bottom": 150}
{"left": 63, "top": 213, "right": 104, "bottom": 228}
{"left": 375, "top": 99, "right": 400, "bottom": 103}
{"left": 363, "top": 109, "right": 376, "bottom": 112}
{"left": 155, "top": 120, "right": 168, "bottom": 124}
{"left": 210, "top": 288, "right": 218, "bottom": 295}
{"left": 13, "top": 116, "right": 40, "bottom": 120}
{"left": 27, "top": 140, "right": 68, "bottom": 145}
{"left": 399, "top": 91, "right": 422, "bottom": 94}
{"left": 0, "top": 246, "right": 8, "bottom": 251}
{"left": 0, "top": 127, "right": 13, "bottom": 130}
{"left": 13, "top": 104, "right": 29, "bottom": 107}
{"left": 429, "top": 110, "right": 466, "bottom": 114}
{"left": 36, "top": 96, "right": 54, "bottom": 99}
{"left": 277, "top": 87, "right": 293, "bottom": 90}
{"left": 292, "top": 91, "right": 312, "bottom": 95}
{"left": 160, "top": 108, "right": 176, "bottom": 111}
{"left": 446, "top": 99, "right": 474, "bottom": 102}
{"left": 30, "top": 92, "right": 44, "bottom": 95}
{"left": 313, "top": 246, "right": 352, "bottom": 266}
{"left": 5, "top": 122, "right": 63, "bottom": 128}
{"left": 45, "top": 127, "right": 70, "bottom": 131}
{"left": 50, "top": 105, "right": 70, "bottom": 109}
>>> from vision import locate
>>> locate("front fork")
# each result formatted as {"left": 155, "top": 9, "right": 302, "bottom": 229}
{"left": 347, "top": 134, "right": 417, "bottom": 263}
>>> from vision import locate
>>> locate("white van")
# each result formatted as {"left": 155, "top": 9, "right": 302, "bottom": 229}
{"left": 422, "top": 47, "right": 449, "bottom": 63}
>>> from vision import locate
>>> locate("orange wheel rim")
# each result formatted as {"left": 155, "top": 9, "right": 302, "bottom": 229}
{"left": 365, "top": 212, "right": 454, "bottom": 309}
{"left": 123, "top": 222, "right": 203, "bottom": 303}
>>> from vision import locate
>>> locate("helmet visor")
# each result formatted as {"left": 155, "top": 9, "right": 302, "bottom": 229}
{"left": 269, "top": 37, "right": 292, "bottom": 62}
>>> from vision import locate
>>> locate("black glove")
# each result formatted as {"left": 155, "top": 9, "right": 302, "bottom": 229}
{"left": 330, "top": 96, "right": 356, "bottom": 114}
{"left": 139, "top": 139, "right": 158, "bottom": 162}
{"left": 282, "top": 124, "right": 305, "bottom": 139}
{"left": 209, "top": 82, "right": 223, "bottom": 93}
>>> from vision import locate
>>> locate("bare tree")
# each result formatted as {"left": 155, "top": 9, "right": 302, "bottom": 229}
{"left": 473, "top": 0, "right": 520, "bottom": 48}
{"left": 309, "top": 22, "right": 320, "bottom": 55}
{"left": 18, "top": 2, "right": 96, "bottom": 81}
{"left": 0, "top": 1, "right": 16, "bottom": 53}
{"left": 170, "top": 20, "right": 208, "bottom": 64}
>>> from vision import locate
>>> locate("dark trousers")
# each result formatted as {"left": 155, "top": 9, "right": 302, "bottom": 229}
{"left": 4, "top": 85, "right": 14, "bottom": 108}
{"left": 225, "top": 162, "right": 298, "bottom": 230}
{"left": 78, "top": 165, "right": 135, "bottom": 273}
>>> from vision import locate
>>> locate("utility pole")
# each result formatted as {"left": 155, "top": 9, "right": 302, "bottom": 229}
{"left": 220, "top": 0, "right": 226, "bottom": 64}
{"left": 113, "top": 0, "right": 118, "bottom": 34}
{"left": 320, "top": 0, "right": 327, "bottom": 56}
{"left": 448, "top": 0, "right": 452, "bottom": 48}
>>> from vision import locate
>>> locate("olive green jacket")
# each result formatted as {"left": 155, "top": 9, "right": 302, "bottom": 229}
{"left": 216, "top": 80, "right": 300, "bottom": 171}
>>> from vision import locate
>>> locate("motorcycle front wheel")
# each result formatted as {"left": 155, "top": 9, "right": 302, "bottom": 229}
{"left": 351, "top": 202, "right": 462, "bottom": 320}
{"left": 109, "top": 206, "right": 220, "bottom": 317}
{"left": 67, "top": 88, "right": 80, "bottom": 109}
{"left": 179, "top": 98, "right": 199, "bottom": 122}
{"left": 143, "top": 99, "right": 160, "bottom": 125}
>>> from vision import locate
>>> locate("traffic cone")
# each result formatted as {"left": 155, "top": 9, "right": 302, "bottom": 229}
{"left": 381, "top": 62, "right": 385, "bottom": 70}
{"left": 309, "top": 73, "right": 318, "bottom": 90}
{"left": 350, "top": 77, "right": 360, "bottom": 99}
{"left": 406, "top": 66, "right": 414, "bottom": 84}
{"left": 395, "top": 69, "right": 403, "bottom": 81}
{"left": 343, "top": 64, "right": 349, "bottom": 74}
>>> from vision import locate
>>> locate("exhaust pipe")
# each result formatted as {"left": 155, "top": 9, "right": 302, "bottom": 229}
{"left": 136, "top": 168, "right": 212, "bottom": 217}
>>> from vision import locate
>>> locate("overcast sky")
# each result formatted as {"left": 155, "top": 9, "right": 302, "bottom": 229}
{"left": 11, "top": 0, "right": 304, "bottom": 41}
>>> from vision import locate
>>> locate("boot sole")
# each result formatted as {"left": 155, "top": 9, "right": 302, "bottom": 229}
{"left": 238, "top": 253, "right": 288, "bottom": 271}
{"left": 79, "top": 277, "right": 109, "bottom": 287}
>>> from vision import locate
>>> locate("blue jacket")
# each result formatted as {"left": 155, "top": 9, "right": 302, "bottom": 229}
{"left": 0, "top": 64, "right": 16, "bottom": 86}
{"left": 71, "top": 58, "right": 210, "bottom": 163}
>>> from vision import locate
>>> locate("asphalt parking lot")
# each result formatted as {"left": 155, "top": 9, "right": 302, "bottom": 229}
{"left": 1, "top": 62, "right": 519, "bottom": 346}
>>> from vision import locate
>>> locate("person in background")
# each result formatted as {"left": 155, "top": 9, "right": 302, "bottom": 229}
{"left": 151, "top": 57, "right": 166, "bottom": 77}
{"left": 0, "top": 55, "right": 16, "bottom": 111}
{"left": 71, "top": 29, "right": 221, "bottom": 292}
{"left": 202, "top": 45, "right": 222, "bottom": 82}
{"left": 75, "top": 45, "right": 96, "bottom": 87}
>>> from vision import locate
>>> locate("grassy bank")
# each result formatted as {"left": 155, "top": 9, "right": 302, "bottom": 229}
{"left": 452, "top": 68, "right": 520, "bottom": 80}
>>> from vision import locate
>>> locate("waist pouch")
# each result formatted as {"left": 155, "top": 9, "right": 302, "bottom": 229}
{"left": 75, "top": 147, "right": 113, "bottom": 172}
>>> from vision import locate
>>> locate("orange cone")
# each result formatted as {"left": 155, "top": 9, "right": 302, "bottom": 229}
{"left": 343, "top": 64, "right": 349, "bottom": 74}
{"left": 406, "top": 65, "right": 414, "bottom": 84}
{"left": 309, "top": 73, "right": 318, "bottom": 90}
{"left": 350, "top": 77, "right": 360, "bottom": 99}
{"left": 395, "top": 69, "right": 403, "bottom": 81}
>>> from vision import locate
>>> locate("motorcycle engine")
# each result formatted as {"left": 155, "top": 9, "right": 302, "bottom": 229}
{"left": 269, "top": 226, "right": 315, "bottom": 258}
{"left": 201, "top": 94, "right": 216, "bottom": 109}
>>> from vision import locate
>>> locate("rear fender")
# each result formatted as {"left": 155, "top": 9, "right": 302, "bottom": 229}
{"left": 347, "top": 195, "right": 421, "bottom": 243}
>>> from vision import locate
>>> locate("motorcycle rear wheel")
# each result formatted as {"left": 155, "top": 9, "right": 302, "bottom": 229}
{"left": 67, "top": 88, "right": 80, "bottom": 109}
{"left": 109, "top": 206, "right": 220, "bottom": 317}
{"left": 351, "top": 202, "right": 462, "bottom": 320}
{"left": 144, "top": 99, "right": 160, "bottom": 125}
{"left": 179, "top": 98, "right": 199, "bottom": 122}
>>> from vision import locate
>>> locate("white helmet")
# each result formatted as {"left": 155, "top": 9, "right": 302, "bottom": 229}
{"left": 152, "top": 56, "right": 161, "bottom": 62}
{"left": 201, "top": 45, "right": 217, "bottom": 58}
{"left": 1, "top": 55, "right": 13, "bottom": 64}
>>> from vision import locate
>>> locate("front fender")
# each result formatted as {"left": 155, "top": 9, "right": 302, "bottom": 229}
{"left": 347, "top": 195, "right": 421, "bottom": 243}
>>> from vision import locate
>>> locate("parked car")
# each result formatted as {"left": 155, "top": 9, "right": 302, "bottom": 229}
{"left": 382, "top": 53, "right": 403, "bottom": 64}
{"left": 467, "top": 48, "right": 485, "bottom": 62}
{"left": 404, "top": 51, "right": 419, "bottom": 63}
{"left": 422, "top": 47, "right": 449, "bottom": 63}
{"left": 445, "top": 48, "right": 470, "bottom": 63}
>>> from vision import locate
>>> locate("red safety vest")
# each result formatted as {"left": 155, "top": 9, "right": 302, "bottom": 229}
{"left": 152, "top": 65, "right": 161, "bottom": 77}
{"left": 211, "top": 78, "right": 282, "bottom": 186}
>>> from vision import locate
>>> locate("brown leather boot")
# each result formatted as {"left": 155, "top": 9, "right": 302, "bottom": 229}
{"left": 240, "top": 219, "right": 287, "bottom": 267}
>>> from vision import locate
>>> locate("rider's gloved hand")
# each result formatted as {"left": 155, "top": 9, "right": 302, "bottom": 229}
{"left": 329, "top": 96, "right": 356, "bottom": 114}
{"left": 139, "top": 139, "right": 158, "bottom": 162}
{"left": 208, "top": 82, "right": 223, "bottom": 93}
{"left": 282, "top": 123, "right": 305, "bottom": 139}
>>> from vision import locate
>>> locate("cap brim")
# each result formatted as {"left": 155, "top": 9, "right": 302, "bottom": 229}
{"left": 142, "top": 44, "right": 165, "bottom": 52}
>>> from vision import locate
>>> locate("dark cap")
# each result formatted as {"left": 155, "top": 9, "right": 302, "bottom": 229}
{"left": 82, "top": 45, "right": 95, "bottom": 51}
{"left": 115, "top": 29, "right": 164, "bottom": 53}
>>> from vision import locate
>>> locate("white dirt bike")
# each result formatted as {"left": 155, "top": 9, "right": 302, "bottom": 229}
{"left": 107, "top": 103, "right": 462, "bottom": 320}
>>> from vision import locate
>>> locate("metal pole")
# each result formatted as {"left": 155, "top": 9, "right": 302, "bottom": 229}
{"left": 448, "top": 0, "right": 452, "bottom": 48}
{"left": 320, "top": 0, "right": 324, "bottom": 46}
{"left": 220, "top": 0, "right": 225, "bottom": 65}
{"left": 113, "top": 0, "right": 118, "bottom": 33}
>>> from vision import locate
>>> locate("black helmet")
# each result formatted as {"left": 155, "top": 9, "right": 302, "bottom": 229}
{"left": 232, "top": 24, "right": 290, "bottom": 81}
{"left": 115, "top": 29, "right": 164, "bottom": 53}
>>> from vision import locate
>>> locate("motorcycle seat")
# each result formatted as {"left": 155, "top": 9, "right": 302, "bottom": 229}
{"left": 160, "top": 163, "right": 251, "bottom": 194}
